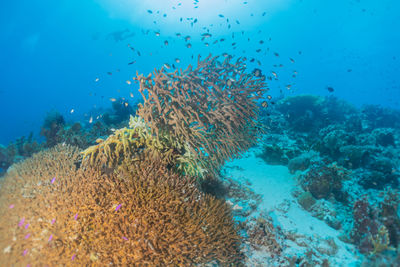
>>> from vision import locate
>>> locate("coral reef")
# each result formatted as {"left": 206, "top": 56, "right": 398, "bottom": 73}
{"left": 369, "top": 225, "right": 395, "bottom": 255}
{"left": 38, "top": 99, "right": 136, "bottom": 150}
{"left": 379, "top": 189, "right": 400, "bottom": 249}
{"left": 257, "top": 134, "right": 302, "bottom": 166}
{"left": 361, "top": 104, "right": 400, "bottom": 129}
{"left": 0, "top": 144, "right": 80, "bottom": 201}
{"left": 40, "top": 113, "right": 113, "bottom": 150}
{"left": 246, "top": 214, "right": 283, "bottom": 255}
{"left": 135, "top": 54, "right": 266, "bottom": 175}
{"left": 0, "top": 147, "right": 243, "bottom": 266}
{"left": 350, "top": 196, "right": 379, "bottom": 254}
{"left": 349, "top": 189, "right": 400, "bottom": 255}
{"left": 0, "top": 144, "right": 15, "bottom": 174}
{"left": 81, "top": 115, "right": 156, "bottom": 169}
{"left": 260, "top": 94, "right": 400, "bottom": 262}
{"left": 102, "top": 97, "right": 136, "bottom": 126}
{"left": 275, "top": 95, "right": 355, "bottom": 134}
{"left": 299, "top": 161, "right": 348, "bottom": 202}
{"left": 287, "top": 152, "right": 314, "bottom": 174}
{"left": 40, "top": 110, "right": 66, "bottom": 147}
{"left": 0, "top": 133, "right": 41, "bottom": 175}
{"left": 297, "top": 191, "right": 317, "bottom": 211}
{"left": 275, "top": 94, "right": 325, "bottom": 133}
{"left": 82, "top": 115, "right": 206, "bottom": 178}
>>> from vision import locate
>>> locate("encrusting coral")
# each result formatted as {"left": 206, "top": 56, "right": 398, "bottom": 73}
{"left": 0, "top": 147, "right": 243, "bottom": 266}
{"left": 135, "top": 54, "right": 266, "bottom": 175}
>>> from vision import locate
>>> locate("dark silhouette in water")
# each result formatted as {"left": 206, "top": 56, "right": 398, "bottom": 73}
{"left": 106, "top": 29, "right": 135, "bottom": 42}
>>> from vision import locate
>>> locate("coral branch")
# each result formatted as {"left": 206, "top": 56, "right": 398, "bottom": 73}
{"left": 135, "top": 54, "right": 266, "bottom": 175}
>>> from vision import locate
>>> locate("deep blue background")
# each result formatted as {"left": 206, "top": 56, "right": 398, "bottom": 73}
{"left": 0, "top": 0, "right": 399, "bottom": 145}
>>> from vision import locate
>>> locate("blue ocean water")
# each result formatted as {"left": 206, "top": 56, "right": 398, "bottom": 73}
{"left": 0, "top": 0, "right": 399, "bottom": 144}
{"left": 0, "top": 0, "right": 399, "bottom": 265}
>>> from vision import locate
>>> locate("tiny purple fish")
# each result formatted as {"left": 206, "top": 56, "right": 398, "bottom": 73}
{"left": 51, "top": 218, "right": 56, "bottom": 225}
{"left": 18, "top": 218, "right": 25, "bottom": 227}
{"left": 48, "top": 234, "right": 53, "bottom": 242}
{"left": 25, "top": 223, "right": 29, "bottom": 229}
{"left": 122, "top": 236, "right": 128, "bottom": 241}
{"left": 74, "top": 213, "right": 78, "bottom": 220}
{"left": 23, "top": 249, "right": 28, "bottom": 256}
{"left": 9, "top": 204, "right": 14, "bottom": 209}
{"left": 27, "top": 264, "right": 31, "bottom": 267}
{"left": 51, "top": 177, "right": 56, "bottom": 184}
{"left": 115, "top": 204, "right": 122, "bottom": 211}
{"left": 71, "top": 254, "right": 76, "bottom": 261}
{"left": 25, "top": 233, "right": 30, "bottom": 239}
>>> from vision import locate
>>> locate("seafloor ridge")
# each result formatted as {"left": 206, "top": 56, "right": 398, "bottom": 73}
{"left": 0, "top": 55, "right": 399, "bottom": 266}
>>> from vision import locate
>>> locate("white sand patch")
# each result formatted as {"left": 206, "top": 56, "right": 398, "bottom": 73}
{"left": 223, "top": 147, "right": 362, "bottom": 266}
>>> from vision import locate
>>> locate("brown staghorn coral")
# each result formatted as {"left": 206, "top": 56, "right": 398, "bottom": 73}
{"left": 0, "top": 144, "right": 81, "bottom": 265}
{"left": 135, "top": 54, "right": 267, "bottom": 175}
{"left": 0, "top": 144, "right": 80, "bottom": 202}
{"left": 0, "top": 150, "right": 243, "bottom": 266}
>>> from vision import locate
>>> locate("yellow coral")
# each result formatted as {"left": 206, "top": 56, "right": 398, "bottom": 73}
{"left": 82, "top": 115, "right": 155, "bottom": 168}
{"left": 82, "top": 115, "right": 207, "bottom": 179}
{"left": 370, "top": 225, "right": 396, "bottom": 255}
{"left": 176, "top": 142, "right": 207, "bottom": 178}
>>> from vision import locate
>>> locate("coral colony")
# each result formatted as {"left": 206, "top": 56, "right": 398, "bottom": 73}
{"left": 1, "top": 55, "right": 400, "bottom": 265}
{"left": 0, "top": 55, "right": 264, "bottom": 266}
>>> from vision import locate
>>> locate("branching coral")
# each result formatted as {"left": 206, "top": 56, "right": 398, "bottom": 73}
{"left": 135, "top": 54, "right": 266, "bottom": 175}
{"left": 0, "top": 151, "right": 243, "bottom": 266}
{"left": 0, "top": 144, "right": 80, "bottom": 201}
{"left": 370, "top": 225, "right": 396, "bottom": 255}
{"left": 82, "top": 115, "right": 162, "bottom": 168}
{"left": 0, "top": 144, "right": 81, "bottom": 265}
{"left": 82, "top": 115, "right": 207, "bottom": 178}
